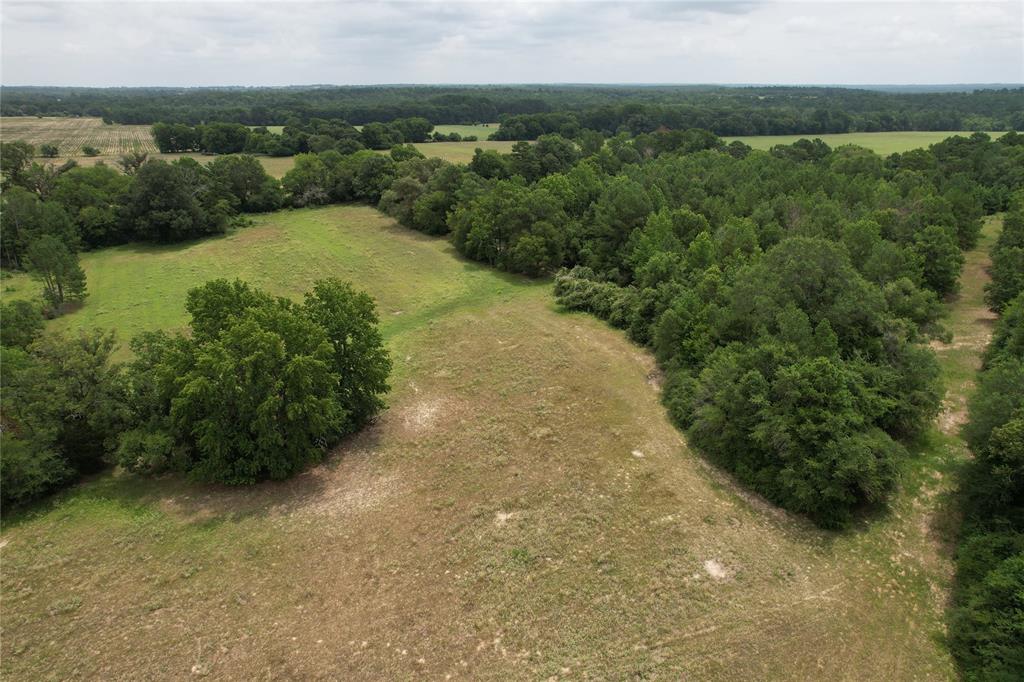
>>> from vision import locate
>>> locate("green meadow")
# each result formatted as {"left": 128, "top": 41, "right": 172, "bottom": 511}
{"left": 725, "top": 130, "right": 1006, "bottom": 155}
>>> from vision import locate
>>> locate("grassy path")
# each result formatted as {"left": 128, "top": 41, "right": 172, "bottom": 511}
{"left": 0, "top": 209, "right": 1003, "bottom": 679}
{"left": 932, "top": 215, "right": 1000, "bottom": 435}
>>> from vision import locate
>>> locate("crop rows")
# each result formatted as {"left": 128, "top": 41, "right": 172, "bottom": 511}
{"left": 0, "top": 116, "right": 158, "bottom": 156}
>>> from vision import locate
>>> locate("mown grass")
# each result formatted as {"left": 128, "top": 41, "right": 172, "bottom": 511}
{"left": 2, "top": 205, "right": 531, "bottom": 360}
{"left": 431, "top": 122, "right": 500, "bottom": 139}
{"left": 724, "top": 130, "right": 1006, "bottom": 155}
{"left": 2, "top": 206, "right": 995, "bottom": 679}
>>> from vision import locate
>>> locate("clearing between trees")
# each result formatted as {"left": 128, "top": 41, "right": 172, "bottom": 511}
{"left": 0, "top": 207, "right": 999, "bottom": 679}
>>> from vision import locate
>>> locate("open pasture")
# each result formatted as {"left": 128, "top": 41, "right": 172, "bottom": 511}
{"left": 431, "top": 122, "right": 500, "bottom": 139}
{"left": 0, "top": 205, "right": 985, "bottom": 679}
{"left": 1, "top": 116, "right": 158, "bottom": 156}
{"left": 724, "top": 130, "right": 1006, "bottom": 156}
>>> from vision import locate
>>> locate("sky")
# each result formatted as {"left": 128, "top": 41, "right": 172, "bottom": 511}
{"left": 1, "top": 0, "right": 1022, "bottom": 87}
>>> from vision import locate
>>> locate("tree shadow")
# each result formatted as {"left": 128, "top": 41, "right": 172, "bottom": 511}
{"left": 1, "top": 418, "right": 389, "bottom": 532}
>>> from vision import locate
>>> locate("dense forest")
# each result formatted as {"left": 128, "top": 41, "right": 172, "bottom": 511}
{"left": 3, "top": 84, "right": 1023, "bottom": 134}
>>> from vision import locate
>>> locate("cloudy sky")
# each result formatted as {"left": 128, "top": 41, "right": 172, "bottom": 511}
{"left": 2, "top": 1, "right": 1021, "bottom": 86}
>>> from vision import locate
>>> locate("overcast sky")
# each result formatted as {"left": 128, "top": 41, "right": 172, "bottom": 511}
{"left": 2, "top": 1, "right": 1021, "bottom": 87}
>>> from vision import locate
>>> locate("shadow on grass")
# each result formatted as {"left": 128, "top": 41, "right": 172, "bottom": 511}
{"left": 1, "top": 418, "right": 386, "bottom": 533}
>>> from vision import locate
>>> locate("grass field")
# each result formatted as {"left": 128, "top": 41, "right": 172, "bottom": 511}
{"left": 724, "top": 130, "right": 1005, "bottom": 156}
{"left": 406, "top": 139, "right": 515, "bottom": 163}
{"left": 432, "top": 123, "right": 499, "bottom": 139}
{"left": 1, "top": 116, "right": 157, "bottom": 156}
{"left": 1, "top": 205, "right": 997, "bottom": 679}
{"left": 26, "top": 144, "right": 513, "bottom": 178}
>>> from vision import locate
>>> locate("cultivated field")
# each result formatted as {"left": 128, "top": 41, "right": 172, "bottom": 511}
{"left": 0, "top": 116, "right": 158, "bottom": 156}
{"left": 725, "top": 130, "right": 1005, "bottom": 155}
{"left": 1, "top": 205, "right": 996, "bottom": 679}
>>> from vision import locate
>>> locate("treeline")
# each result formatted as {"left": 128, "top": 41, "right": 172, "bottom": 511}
{"left": 1, "top": 141, "right": 283, "bottom": 271}
{"left": 3, "top": 84, "right": 1021, "bottom": 132}
{"left": 277, "top": 128, "right": 1022, "bottom": 526}
{"left": 950, "top": 202, "right": 1024, "bottom": 680}
{"left": 151, "top": 117, "right": 475, "bottom": 155}
{"left": 490, "top": 90, "right": 1024, "bottom": 139}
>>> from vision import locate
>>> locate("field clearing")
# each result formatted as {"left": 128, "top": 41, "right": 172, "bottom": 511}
{"left": 35, "top": 153, "right": 296, "bottom": 178}
{"left": 1, "top": 116, "right": 158, "bottom": 156}
{"left": 407, "top": 139, "right": 515, "bottom": 163}
{"left": 0, "top": 205, "right": 994, "bottom": 679}
{"left": 724, "top": 130, "right": 1005, "bottom": 155}
{"left": 36, "top": 141, "right": 514, "bottom": 178}
{"left": 432, "top": 122, "right": 499, "bottom": 139}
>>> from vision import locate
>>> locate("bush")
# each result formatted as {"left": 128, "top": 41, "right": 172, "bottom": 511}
{"left": 0, "top": 300, "right": 44, "bottom": 349}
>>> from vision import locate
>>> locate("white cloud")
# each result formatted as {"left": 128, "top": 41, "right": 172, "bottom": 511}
{"left": 0, "top": 1, "right": 1020, "bottom": 85}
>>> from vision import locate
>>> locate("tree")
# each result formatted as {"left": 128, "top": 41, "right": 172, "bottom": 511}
{"left": 120, "top": 279, "right": 391, "bottom": 484}
{"left": 150, "top": 122, "right": 200, "bottom": 152}
{"left": 0, "top": 300, "right": 44, "bottom": 349}
{"left": 281, "top": 153, "right": 332, "bottom": 207}
{"left": 390, "top": 117, "right": 433, "bottom": 143}
{"left": 390, "top": 144, "right": 425, "bottom": 162}
{"left": 950, "top": 553, "right": 1024, "bottom": 681}
{"left": 1, "top": 140, "right": 34, "bottom": 188}
{"left": 0, "top": 186, "right": 79, "bottom": 268}
{"left": 50, "top": 164, "right": 131, "bottom": 247}
{"left": 302, "top": 278, "right": 392, "bottom": 429}
{"left": 1, "top": 330, "right": 127, "bottom": 507}
{"left": 360, "top": 122, "right": 402, "bottom": 150}
{"left": 121, "top": 159, "right": 229, "bottom": 242}
{"left": 39, "top": 143, "right": 59, "bottom": 158}
{"left": 914, "top": 224, "right": 964, "bottom": 296}
{"left": 81, "top": 145, "right": 101, "bottom": 157}
{"left": 200, "top": 122, "right": 251, "bottom": 154}
{"left": 117, "top": 151, "right": 148, "bottom": 175}
{"left": 0, "top": 347, "right": 70, "bottom": 507}
{"left": 468, "top": 148, "right": 510, "bottom": 179}
{"left": 171, "top": 310, "right": 343, "bottom": 484}
{"left": 24, "top": 235, "right": 87, "bottom": 310}
{"left": 207, "top": 154, "right": 283, "bottom": 213}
